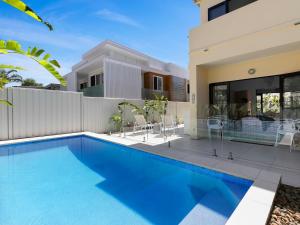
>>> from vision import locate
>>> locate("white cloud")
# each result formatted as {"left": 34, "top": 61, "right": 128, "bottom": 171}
{"left": 96, "top": 9, "right": 143, "bottom": 28}
{"left": 0, "top": 18, "right": 98, "bottom": 50}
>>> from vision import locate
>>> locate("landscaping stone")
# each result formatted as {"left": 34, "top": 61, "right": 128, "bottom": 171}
{"left": 268, "top": 184, "right": 300, "bottom": 225}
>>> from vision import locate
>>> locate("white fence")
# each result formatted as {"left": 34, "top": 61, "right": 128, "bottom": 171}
{"left": 0, "top": 88, "right": 190, "bottom": 140}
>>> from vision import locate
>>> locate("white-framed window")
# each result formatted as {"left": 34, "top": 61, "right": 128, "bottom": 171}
{"left": 153, "top": 76, "right": 163, "bottom": 91}
{"left": 90, "top": 73, "right": 104, "bottom": 87}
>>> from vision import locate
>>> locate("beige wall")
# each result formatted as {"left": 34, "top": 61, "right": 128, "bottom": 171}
{"left": 189, "top": 0, "right": 300, "bottom": 138}
{"left": 190, "top": 0, "right": 300, "bottom": 62}
{"left": 207, "top": 49, "right": 300, "bottom": 84}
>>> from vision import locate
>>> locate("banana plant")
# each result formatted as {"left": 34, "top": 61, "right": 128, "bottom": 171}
{"left": 1, "top": 0, "right": 53, "bottom": 30}
{"left": 0, "top": 40, "right": 66, "bottom": 86}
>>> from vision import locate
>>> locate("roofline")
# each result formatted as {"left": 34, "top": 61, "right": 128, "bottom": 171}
{"left": 83, "top": 40, "right": 169, "bottom": 66}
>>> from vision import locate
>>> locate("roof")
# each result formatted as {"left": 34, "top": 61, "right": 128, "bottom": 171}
{"left": 73, "top": 40, "right": 189, "bottom": 79}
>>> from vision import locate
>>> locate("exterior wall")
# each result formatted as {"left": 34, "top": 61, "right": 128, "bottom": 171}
{"left": 207, "top": 49, "right": 300, "bottom": 84}
{"left": 0, "top": 88, "right": 190, "bottom": 140}
{"left": 104, "top": 58, "right": 142, "bottom": 99}
{"left": 190, "top": 0, "right": 300, "bottom": 64}
{"left": 65, "top": 72, "right": 77, "bottom": 92}
{"left": 169, "top": 76, "right": 188, "bottom": 102}
{"left": 143, "top": 72, "right": 169, "bottom": 91}
{"left": 189, "top": 0, "right": 300, "bottom": 138}
{"left": 143, "top": 72, "right": 188, "bottom": 101}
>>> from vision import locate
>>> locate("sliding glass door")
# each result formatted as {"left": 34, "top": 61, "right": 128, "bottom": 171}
{"left": 282, "top": 75, "right": 300, "bottom": 119}
{"left": 209, "top": 83, "right": 229, "bottom": 118}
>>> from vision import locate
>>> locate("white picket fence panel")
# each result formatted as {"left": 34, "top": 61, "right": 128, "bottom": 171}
{"left": 0, "top": 88, "right": 190, "bottom": 140}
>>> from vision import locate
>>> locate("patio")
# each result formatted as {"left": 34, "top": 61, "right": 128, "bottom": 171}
{"left": 109, "top": 127, "right": 300, "bottom": 187}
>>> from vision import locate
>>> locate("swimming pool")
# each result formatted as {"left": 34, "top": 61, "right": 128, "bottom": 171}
{"left": 0, "top": 135, "right": 252, "bottom": 225}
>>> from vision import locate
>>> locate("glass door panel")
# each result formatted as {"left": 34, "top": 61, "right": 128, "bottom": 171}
{"left": 283, "top": 75, "right": 300, "bottom": 119}
{"left": 211, "top": 84, "right": 228, "bottom": 118}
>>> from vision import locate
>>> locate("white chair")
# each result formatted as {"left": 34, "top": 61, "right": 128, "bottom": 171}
{"left": 133, "top": 115, "right": 151, "bottom": 133}
{"left": 160, "top": 115, "right": 177, "bottom": 135}
{"left": 294, "top": 119, "right": 300, "bottom": 131}
{"left": 207, "top": 118, "right": 223, "bottom": 140}
{"left": 275, "top": 120, "right": 297, "bottom": 152}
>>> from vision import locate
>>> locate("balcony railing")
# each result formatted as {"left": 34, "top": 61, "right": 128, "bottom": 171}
{"left": 142, "top": 89, "right": 169, "bottom": 100}
{"left": 82, "top": 85, "right": 104, "bottom": 97}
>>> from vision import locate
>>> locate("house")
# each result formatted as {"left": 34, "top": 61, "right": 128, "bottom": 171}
{"left": 64, "top": 40, "right": 189, "bottom": 102}
{"left": 189, "top": 0, "right": 300, "bottom": 138}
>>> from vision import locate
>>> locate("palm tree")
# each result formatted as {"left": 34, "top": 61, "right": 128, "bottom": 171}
{"left": 0, "top": 69, "right": 23, "bottom": 105}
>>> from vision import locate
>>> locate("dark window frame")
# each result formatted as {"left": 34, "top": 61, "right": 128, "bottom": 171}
{"left": 208, "top": 1, "right": 228, "bottom": 21}
{"left": 80, "top": 82, "right": 88, "bottom": 90}
{"left": 153, "top": 76, "right": 163, "bottom": 91}
{"left": 209, "top": 72, "right": 300, "bottom": 119}
{"left": 208, "top": 0, "right": 258, "bottom": 21}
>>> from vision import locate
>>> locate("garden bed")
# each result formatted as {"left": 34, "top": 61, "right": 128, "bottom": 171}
{"left": 268, "top": 184, "right": 300, "bottom": 225}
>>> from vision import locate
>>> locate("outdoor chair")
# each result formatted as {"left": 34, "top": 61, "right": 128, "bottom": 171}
{"left": 207, "top": 118, "right": 223, "bottom": 140}
{"left": 133, "top": 115, "right": 152, "bottom": 134}
{"left": 160, "top": 115, "right": 177, "bottom": 135}
{"left": 275, "top": 119, "right": 297, "bottom": 152}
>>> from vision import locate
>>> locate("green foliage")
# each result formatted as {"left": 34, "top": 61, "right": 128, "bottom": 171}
{"left": 0, "top": 0, "right": 65, "bottom": 106}
{"left": 0, "top": 64, "right": 24, "bottom": 70}
{"left": 118, "top": 101, "right": 143, "bottom": 115}
{"left": 151, "top": 94, "right": 168, "bottom": 116}
{"left": 110, "top": 113, "right": 122, "bottom": 132}
{"left": 0, "top": 99, "right": 12, "bottom": 106}
{"left": 2, "top": 0, "right": 53, "bottom": 30}
{"left": 21, "top": 78, "right": 43, "bottom": 87}
{"left": 0, "top": 68, "right": 23, "bottom": 89}
{"left": 263, "top": 93, "right": 280, "bottom": 115}
{"left": 0, "top": 68, "right": 23, "bottom": 105}
{"left": 0, "top": 40, "right": 66, "bottom": 86}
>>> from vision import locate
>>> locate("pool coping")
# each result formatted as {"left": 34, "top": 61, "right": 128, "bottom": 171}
{"left": 0, "top": 132, "right": 281, "bottom": 225}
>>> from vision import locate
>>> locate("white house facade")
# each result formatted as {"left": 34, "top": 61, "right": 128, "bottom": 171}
{"left": 64, "top": 40, "right": 189, "bottom": 101}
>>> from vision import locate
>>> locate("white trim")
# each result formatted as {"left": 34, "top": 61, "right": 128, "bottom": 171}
{"left": 104, "top": 57, "right": 142, "bottom": 70}
{"left": 153, "top": 75, "right": 163, "bottom": 91}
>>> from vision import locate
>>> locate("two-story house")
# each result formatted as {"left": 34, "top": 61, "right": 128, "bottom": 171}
{"left": 64, "top": 40, "right": 189, "bottom": 102}
{"left": 189, "top": 0, "right": 300, "bottom": 138}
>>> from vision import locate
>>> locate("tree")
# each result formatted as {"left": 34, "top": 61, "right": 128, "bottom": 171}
{"left": 21, "top": 78, "right": 43, "bottom": 87}
{"left": 0, "top": 0, "right": 66, "bottom": 105}
{"left": 0, "top": 68, "right": 23, "bottom": 105}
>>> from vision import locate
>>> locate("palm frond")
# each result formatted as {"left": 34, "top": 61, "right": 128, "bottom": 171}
{"left": 2, "top": 0, "right": 53, "bottom": 30}
{"left": 0, "top": 40, "right": 66, "bottom": 86}
{"left": 0, "top": 64, "right": 24, "bottom": 70}
{"left": 0, "top": 99, "right": 12, "bottom": 106}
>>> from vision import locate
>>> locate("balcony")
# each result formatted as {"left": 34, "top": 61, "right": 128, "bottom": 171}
{"left": 190, "top": 0, "right": 300, "bottom": 60}
{"left": 142, "top": 88, "right": 169, "bottom": 100}
{"left": 82, "top": 85, "right": 104, "bottom": 97}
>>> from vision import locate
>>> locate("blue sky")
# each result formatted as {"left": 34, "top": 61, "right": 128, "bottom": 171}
{"left": 0, "top": 0, "right": 199, "bottom": 84}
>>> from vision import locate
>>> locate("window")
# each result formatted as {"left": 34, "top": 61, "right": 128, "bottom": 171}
{"left": 90, "top": 73, "right": 104, "bottom": 87}
{"left": 80, "top": 82, "right": 87, "bottom": 90}
{"left": 208, "top": 0, "right": 257, "bottom": 21}
{"left": 208, "top": 1, "right": 227, "bottom": 21}
{"left": 187, "top": 84, "right": 190, "bottom": 94}
{"left": 153, "top": 76, "right": 163, "bottom": 91}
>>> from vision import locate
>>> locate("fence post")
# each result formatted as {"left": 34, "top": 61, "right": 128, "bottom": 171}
{"left": 7, "top": 88, "right": 13, "bottom": 140}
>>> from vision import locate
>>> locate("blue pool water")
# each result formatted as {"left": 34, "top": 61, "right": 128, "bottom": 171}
{"left": 0, "top": 135, "right": 252, "bottom": 225}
